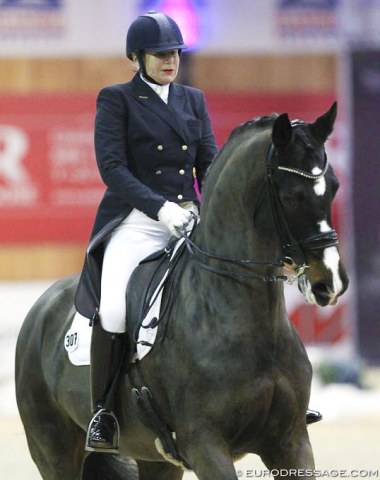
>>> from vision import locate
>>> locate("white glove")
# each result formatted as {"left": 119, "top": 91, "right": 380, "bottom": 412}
{"left": 157, "top": 201, "right": 192, "bottom": 238}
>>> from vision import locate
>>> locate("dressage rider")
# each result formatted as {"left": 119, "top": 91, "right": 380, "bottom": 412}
{"left": 74, "top": 10, "right": 322, "bottom": 456}
{"left": 74, "top": 11, "right": 218, "bottom": 454}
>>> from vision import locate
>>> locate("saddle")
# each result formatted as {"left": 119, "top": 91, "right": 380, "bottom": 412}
{"left": 124, "top": 235, "right": 189, "bottom": 364}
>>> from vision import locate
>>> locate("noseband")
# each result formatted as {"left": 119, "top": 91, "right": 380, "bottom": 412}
{"left": 265, "top": 132, "right": 339, "bottom": 274}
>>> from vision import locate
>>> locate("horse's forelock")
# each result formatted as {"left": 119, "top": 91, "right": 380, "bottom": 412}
{"left": 281, "top": 124, "right": 327, "bottom": 174}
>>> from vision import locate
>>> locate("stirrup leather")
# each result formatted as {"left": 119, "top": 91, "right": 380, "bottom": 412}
{"left": 85, "top": 409, "right": 120, "bottom": 454}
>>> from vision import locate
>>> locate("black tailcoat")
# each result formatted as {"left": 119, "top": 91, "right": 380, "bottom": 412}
{"left": 75, "top": 74, "right": 218, "bottom": 318}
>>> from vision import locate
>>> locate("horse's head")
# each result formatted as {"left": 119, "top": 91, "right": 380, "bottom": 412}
{"left": 268, "top": 102, "right": 348, "bottom": 306}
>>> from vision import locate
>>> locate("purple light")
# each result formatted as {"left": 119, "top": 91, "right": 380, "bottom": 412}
{"left": 144, "top": 0, "right": 201, "bottom": 50}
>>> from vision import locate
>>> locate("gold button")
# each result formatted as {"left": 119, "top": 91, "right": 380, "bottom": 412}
{"left": 155, "top": 170, "right": 162, "bottom": 175}
{"left": 177, "top": 194, "right": 183, "bottom": 200}
{"left": 179, "top": 169, "right": 185, "bottom": 175}
{"left": 157, "top": 145, "right": 163, "bottom": 151}
{"left": 181, "top": 145, "right": 188, "bottom": 151}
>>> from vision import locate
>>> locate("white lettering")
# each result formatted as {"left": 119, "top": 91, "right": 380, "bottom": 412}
{"left": 0, "top": 125, "right": 37, "bottom": 205}
{"left": 0, "top": 125, "right": 28, "bottom": 184}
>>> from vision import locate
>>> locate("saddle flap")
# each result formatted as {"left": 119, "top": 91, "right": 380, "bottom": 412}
{"left": 126, "top": 237, "right": 188, "bottom": 359}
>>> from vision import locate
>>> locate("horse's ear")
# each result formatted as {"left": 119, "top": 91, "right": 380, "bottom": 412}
{"left": 310, "top": 101, "right": 337, "bottom": 143}
{"left": 272, "top": 113, "right": 293, "bottom": 150}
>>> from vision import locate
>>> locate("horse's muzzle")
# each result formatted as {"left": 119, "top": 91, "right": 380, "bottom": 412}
{"left": 297, "top": 260, "right": 349, "bottom": 307}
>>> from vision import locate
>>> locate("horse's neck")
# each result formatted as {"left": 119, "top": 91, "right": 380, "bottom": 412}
{"left": 198, "top": 173, "right": 279, "bottom": 265}
{"left": 183, "top": 226, "right": 287, "bottom": 342}
{"left": 193, "top": 127, "right": 285, "bottom": 295}
{"left": 176, "top": 126, "right": 289, "bottom": 345}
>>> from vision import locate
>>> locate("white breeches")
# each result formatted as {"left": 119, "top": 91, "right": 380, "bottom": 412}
{"left": 99, "top": 204, "right": 197, "bottom": 333}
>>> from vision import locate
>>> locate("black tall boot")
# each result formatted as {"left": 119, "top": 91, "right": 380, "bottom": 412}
{"left": 85, "top": 315, "right": 126, "bottom": 454}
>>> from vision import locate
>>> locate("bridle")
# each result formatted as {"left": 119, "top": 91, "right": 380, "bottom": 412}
{"left": 182, "top": 122, "right": 339, "bottom": 282}
{"left": 265, "top": 137, "right": 338, "bottom": 277}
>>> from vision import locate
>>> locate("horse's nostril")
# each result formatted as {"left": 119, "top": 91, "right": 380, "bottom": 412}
{"left": 312, "top": 282, "right": 331, "bottom": 306}
{"left": 313, "top": 282, "right": 329, "bottom": 294}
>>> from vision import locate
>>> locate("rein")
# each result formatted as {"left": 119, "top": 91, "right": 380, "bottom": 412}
{"left": 181, "top": 226, "right": 287, "bottom": 282}
{"left": 181, "top": 121, "right": 339, "bottom": 283}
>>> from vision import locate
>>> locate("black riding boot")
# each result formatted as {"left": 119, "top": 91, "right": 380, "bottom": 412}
{"left": 306, "top": 408, "right": 322, "bottom": 425}
{"left": 85, "top": 316, "right": 126, "bottom": 454}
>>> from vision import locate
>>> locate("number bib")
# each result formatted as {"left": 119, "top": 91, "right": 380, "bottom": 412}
{"left": 64, "top": 328, "right": 79, "bottom": 353}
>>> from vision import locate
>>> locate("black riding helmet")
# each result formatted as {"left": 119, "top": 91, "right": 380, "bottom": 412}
{"left": 126, "top": 11, "right": 186, "bottom": 84}
{"left": 126, "top": 11, "right": 187, "bottom": 59}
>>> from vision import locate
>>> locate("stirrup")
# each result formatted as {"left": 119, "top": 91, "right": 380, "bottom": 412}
{"left": 85, "top": 409, "right": 120, "bottom": 454}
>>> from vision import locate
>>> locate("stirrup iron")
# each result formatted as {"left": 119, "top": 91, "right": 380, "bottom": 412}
{"left": 85, "top": 409, "right": 120, "bottom": 454}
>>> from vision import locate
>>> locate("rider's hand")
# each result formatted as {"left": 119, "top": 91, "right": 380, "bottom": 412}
{"left": 157, "top": 201, "right": 192, "bottom": 238}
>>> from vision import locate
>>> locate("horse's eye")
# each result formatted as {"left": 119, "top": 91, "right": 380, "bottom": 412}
{"left": 281, "top": 194, "right": 298, "bottom": 210}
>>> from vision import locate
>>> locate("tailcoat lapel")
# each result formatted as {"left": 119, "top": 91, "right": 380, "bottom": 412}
{"left": 131, "top": 75, "right": 187, "bottom": 142}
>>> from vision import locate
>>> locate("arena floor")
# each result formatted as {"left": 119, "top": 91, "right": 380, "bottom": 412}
{"left": 2, "top": 415, "right": 379, "bottom": 479}
{"left": 1, "top": 281, "right": 380, "bottom": 479}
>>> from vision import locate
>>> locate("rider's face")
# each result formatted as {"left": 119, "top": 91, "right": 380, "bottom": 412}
{"left": 144, "top": 49, "right": 180, "bottom": 85}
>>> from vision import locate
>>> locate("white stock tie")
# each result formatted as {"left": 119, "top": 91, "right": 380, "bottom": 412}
{"left": 154, "top": 84, "right": 162, "bottom": 96}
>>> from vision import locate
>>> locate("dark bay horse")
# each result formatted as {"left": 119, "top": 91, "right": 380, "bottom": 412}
{"left": 15, "top": 103, "right": 348, "bottom": 480}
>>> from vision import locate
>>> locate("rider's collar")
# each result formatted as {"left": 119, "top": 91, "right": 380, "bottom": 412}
{"left": 140, "top": 74, "right": 170, "bottom": 104}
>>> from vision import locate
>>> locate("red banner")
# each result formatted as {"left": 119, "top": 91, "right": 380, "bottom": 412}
{"left": 0, "top": 94, "right": 100, "bottom": 242}
{"left": 0, "top": 91, "right": 336, "bottom": 243}
{"left": 0, "top": 91, "right": 352, "bottom": 347}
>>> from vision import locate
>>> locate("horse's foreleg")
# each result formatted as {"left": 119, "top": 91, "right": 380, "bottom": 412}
{"left": 82, "top": 453, "right": 138, "bottom": 480}
{"left": 181, "top": 436, "right": 238, "bottom": 480}
{"left": 19, "top": 393, "right": 85, "bottom": 479}
{"left": 260, "top": 429, "right": 315, "bottom": 480}
{"left": 136, "top": 459, "right": 184, "bottom": 480}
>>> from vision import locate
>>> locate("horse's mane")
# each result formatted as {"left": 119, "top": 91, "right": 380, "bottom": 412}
{"left": 213, "top": 113, "right": 278, "bottom": 165}
{"left": 227, "top": 114, "right": 278, "bottom": 142}
{"left": 202, "top": 114, "right": 278, "bottom": 191}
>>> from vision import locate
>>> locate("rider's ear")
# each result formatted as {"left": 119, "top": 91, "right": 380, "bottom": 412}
{"left": 310, "top": 101, "right": 337, "bottom": 143}
{"left": 272, "top": 113, "right": 293, "bottom": 150}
